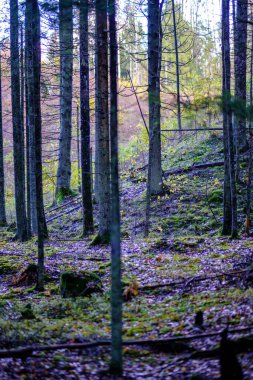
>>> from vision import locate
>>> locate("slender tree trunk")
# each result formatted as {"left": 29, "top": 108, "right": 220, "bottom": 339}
{"left": 0, "top": 51, "right": 7, "bottom": 226}
{"left": 79, "top": 0, "right": 94, "bottom": 234}
{"left": 222, "top": 0, "right": 237, "bottom": 237}
{"left": 76, "top": 105, "right": 81, "bottom": 193}
{"left": 94, "top": 0, "right": 110, "bottom": 242}
{"left": 147, "top": 0, "right": 162, "bottom": 195}
{"left": 94, "top": 37, "right": 99, "bottom": 204}
{"left": 232, "top": 0, "right": 240, "bottom": 181}
{"left": 246, "top": 24, "right": 253, "bottom": 235}
{"left": 10, "top": 0, "right": 28, "bottom": 241}
{"left": 27, "top": 31, "right": 38, "bottom": 235}
{"left": 25, "top": 41, "right": 31, "bottom": 237}
{"left": 20, "top": 24, "right": 24, "bottom": 161}
{"left": 108, "top": 0, "right": 122, "bottom": 373}
{"left": 25, "top": 5, "right": 47, "bottom": 238}
{"left": 56, "top": 0, "right": 73, "bottom": 197}
{"left": 21, "top": 24, "right": 31, "bottom": 237}
{"left": 171, "top": 0, "right": 182, "bottom": 131}
{"left": 26, "top": 0, "right": 46, "bottom": 289}
{"left": 234, "top": 0, "right": 248, "bottom": 151}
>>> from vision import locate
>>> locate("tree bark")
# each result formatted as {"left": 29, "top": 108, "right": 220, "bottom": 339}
{"left": 147, "top": 0, "right": 162, "bottom": 195}
{"left": 234, "top": 0, "right": 248, "bottom": 151}
{"left": 10, "top": 0, "right": 28, "bottom": 241}
{"left": 0, "top": 50, "right": 7, "bottom": 226}
{"left": 76, "top": 105, "right": 81, "bottom": 192}
{"left": 246, "top": 23, "right": 253, "bottom": 234}
{"left": 79, "top": 0, "right": 94, "bottom": 234}
{"left": 56, "top": 0, "right": 73, "bottom": 197}
{"left": 25, "top": 0, "right": 47, "bottom": 238}
{"left": 25, "top": 14, "right": 37, "bottom": 235}
{"left": 171, "top": 0, "right": 182, "bottom": 131}
{"left": 108, "top": 0, "right": 122, "bottom": 373}
{"left": 95, "top": 0, "right": 110, "bottom": 242}
{"left": 222, "top": 0, "right": 237, "bottom": 237}
{"left": 26, "top": 0, "right": 47, "bottom": 289}
{"left": 21, "top": 24, "right": 31, "bottom": 238}
{"left": 25, "top": 33, "right": 32, "bottom": 238}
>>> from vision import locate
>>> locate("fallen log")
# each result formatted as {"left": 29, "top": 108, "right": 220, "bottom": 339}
{"left": 140, "top": 269, "right": 248, "bottom": 291}
{"left": 164, "top": 161, "right": 224, "bottom": 177}
{"left": 131, "top": 161, "right": 224, "bottom": 176}
{"left": 191, "top": 335, "right": 253, "bottom": 359}
{"left": 161, "top": 128, "right": 223, "bottom": 132}
{"left": 0, "top": 326, "right": 251, "bottom": 359}
{"left": 45, "top": 195, "right": 82, "bottom": 215}
{"left": 46, "top": 205, "right": 81, "bottom": 223}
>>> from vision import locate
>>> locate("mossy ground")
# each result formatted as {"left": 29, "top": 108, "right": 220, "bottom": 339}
{"left": 0, "top": 133, "right": 252, "bottom": 378}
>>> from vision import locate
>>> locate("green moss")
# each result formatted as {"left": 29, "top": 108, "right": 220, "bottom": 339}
{"left": 90, "top": 232, "right": 110, "bottom": 246}
{"left": 21, "top": 304, "right": 36, "bottom": 320}
{"left": 218, "top": 241, "right": 231, "bottom": 250}
{"left": 60, "top": 271, "right": 103, "bottom": 298}
{"left": 56, "top": 187, "right": 78, "bottom": 205}
{"left": 152, "top": 238, "right": 169, "bottom": 249}
{"left": 98, "top": 262, "right": 111, "bottom": 270}
{"left": 123, "top": 347, "right": 150, "bottom": 357}
{"left": 45, "top": 247, "right": 58, "bottom": 257}
{"left": 207, "top": 189, "right": 223, "bottom": 203}
{"left": 173, "top": 254, "right": 188, "bottom": 262}
{"left": 0, "top": 256, "right": 21, "bottom": 274}
{"left": 53, "top": 353, "right": 68, "bottom": 362}
{"left": 7, "top": 222, "right": 16, "bottom": 232}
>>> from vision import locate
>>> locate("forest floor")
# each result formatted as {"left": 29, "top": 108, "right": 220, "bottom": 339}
{"left": 0, "top": 132, "right": 252, "bottom": 379}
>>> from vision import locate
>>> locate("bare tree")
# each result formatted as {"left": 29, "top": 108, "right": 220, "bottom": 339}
{"left": 93, "top": 0, "right": 110, "bottom": 243}
{"left": 0, "top": 50, "right": 6, "bottom": 226}
{"left": 171, "top": 0, "right": 182, "bottom": 131}
{"left": 56, "top": 0, "right": 73, "bottom": 198}
{"left": 234, "top": 0, "right": 248, "bottom": 152}
{"left": 26, "top": 0, "right": 47, "bottom": 289}
{"left": 108, "top": 0, "right": 122, "bottom": 373}
{"left": 147, "top": 0, "right": 162, "bottom": 195}
{"left": 246, "top": 21, "right": 253, "bottom": 235}
{"left": 79, "top": 0, "right": 94, "bottom": 234}
{"left": 10, "top": 0, "right": 28, "bottom": 241}
{"left": 25, "top": 12, "right": 38, "bottom": 234}
{"left": 222, "top": 0, "right": 237, "bottom": 237}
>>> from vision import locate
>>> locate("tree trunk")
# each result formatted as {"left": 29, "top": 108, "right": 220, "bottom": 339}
{"left": 232, "top": 0, "right": 240, "bottom": 181}
{"left": 0, "top": 50, "right": 6, "bottom": 226}
{"left": 25, "top": 14, "right": 37, "bottom": 235}
{"left": 147, "top": 0, "right": 162, "bottom": 195}
{"left": 21, "top": 23, "right": 31, "bottom": 238}
{"left": 222, "top": 0, "right": 237, "bottom": 237}
{"left": 25, "top": 35, "right": 32, "bottom": 238}
{"left": 26, "top": 0, "right": 46, "bottom": 290}
{"left": 10, "top": 0, "right": 28, "bottom": 241}
{"left": 95, "top": 0, "right": 110, "bottom": 242}
{"left": 56, "top": 0, "right": 73, "bottom": 197}
{"left": 171, "top": 0, "right": 182, "bottom": 131}
{"left": 25, "top": 2, "right": 47, "bottom": 238}
{"left": 79, "top": 0, "right": 94, "bottom": 234}
{"left": 76, "top": 105, "right": 81, "bottom": 192}
{"left": 234, "top": 0, "right": 248, "bottom": 151}
{"left": 246, "top": 24, "right": 253, "bottom": 235}
{"left": 108, "top": 0, "right": 122, "bottom": 373}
